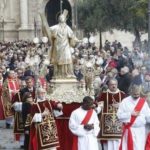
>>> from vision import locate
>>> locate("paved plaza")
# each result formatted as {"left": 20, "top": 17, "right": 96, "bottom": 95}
{"left": 0, "top": 121, "right": 20, "bottom": 150}
{"left": 0, "top": 121, "right": 102, "bottom": 150}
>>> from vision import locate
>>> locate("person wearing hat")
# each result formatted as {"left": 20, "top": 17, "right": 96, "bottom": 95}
{"left": 29, "top": 87, "right": 63, "bottom": 150}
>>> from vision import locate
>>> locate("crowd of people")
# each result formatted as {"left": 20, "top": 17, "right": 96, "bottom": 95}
{"left": 0, "top": 38, "right": 150, "bottom": 150}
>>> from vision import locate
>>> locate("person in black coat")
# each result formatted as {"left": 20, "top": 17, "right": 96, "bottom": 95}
{"left": 117, "top": 66, "right": 132, "bottom": 95}
{"left": 131, "top": 69, "right": 142, "bottom": 86}
{"left": 24, "top": 66, "right": 34, "bottom": 78}
{"left": 22, "top": 92, "right": 34, "bottom": 150}
{"left": 20, "top": 76, "right": 36, "bottom": 99}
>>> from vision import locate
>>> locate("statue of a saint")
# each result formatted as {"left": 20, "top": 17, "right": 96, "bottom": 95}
{"left": 40, "top": 9, "right": 78, "bottom": 79}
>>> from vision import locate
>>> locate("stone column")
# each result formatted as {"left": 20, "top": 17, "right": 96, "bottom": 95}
{"left": 20, "top": 0, "right": 28, "bottom": 29}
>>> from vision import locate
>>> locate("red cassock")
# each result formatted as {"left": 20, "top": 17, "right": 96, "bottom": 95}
{"left": 6, "top": 78, "right": 20, "bottom": 99}
{"left": 29, "top": 99, "right": 60, "bottom": 150}
{"left": 38, "top": 77, "right": 47, "bottom": 91}
{"left": 32, "top": 77, "right": 47, "bottom": 91}
{"left": 56, "top": 102, "right": 81, "bottom": 150}
{"left": 0, "top": 79, "right": 4, "bottom": 120}
{"left": 97, "top": 90, "right": 126, "bottom": 141}
{"left": 1, "top": 78, "right": 20, "bottom": 118}
{"left": 97, "top": 90, "right": 126, "bottom": 113}
{"left": 12, "top": 92, "right": 24, "bottom": 141}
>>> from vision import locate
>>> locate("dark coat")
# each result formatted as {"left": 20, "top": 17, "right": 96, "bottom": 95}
{"left": 117, "top": 73, "right": 131, "bottom": 95}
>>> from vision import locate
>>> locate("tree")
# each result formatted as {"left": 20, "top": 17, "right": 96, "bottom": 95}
{"left": 78, "top": 0, "right": 116, "bottom": 49}
{"left": 115, "top": 0, "right": 148, "bottom": 48}
{"left": 77, "top": 0, "right": 148, "bottom": 49}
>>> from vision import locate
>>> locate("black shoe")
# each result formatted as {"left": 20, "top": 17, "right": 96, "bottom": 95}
{"left": 20, "top": 145, "right": 25, "bottom": 149}
{"left": 6, "top": 123, "right": 10, "bottom": 129}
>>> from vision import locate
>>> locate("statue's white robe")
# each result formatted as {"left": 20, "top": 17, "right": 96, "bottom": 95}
{"left": 69, "top": 107, "right": 100, "bottom": 150}
{"left": 50, "top": 23, "right": 75, "bottom": 65}
{"left": 117, "top": 96, "right": 150, "bottom": 150}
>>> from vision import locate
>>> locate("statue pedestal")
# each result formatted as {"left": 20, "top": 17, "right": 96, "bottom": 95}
{"left": 48, "top": 79, "right": 88, "bottom": 103}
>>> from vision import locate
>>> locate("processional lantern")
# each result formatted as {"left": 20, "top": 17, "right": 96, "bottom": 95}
{"left": 42, "top": 36, "right": 48, "bottom": 44}
{"left": 33, "top": 37, "right": 39, "bottom": 44}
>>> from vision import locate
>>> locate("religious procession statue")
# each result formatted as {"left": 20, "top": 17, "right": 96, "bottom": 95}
{"left": 39, "top": 8, "right": 90, "bottom": 105}
{"left": 40, "top": 9, "right": 78, "bottom": 79}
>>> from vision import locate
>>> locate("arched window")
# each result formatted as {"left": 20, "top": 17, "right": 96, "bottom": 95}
{"left": 45, "top": 0, "right": 72, "bottom": 27}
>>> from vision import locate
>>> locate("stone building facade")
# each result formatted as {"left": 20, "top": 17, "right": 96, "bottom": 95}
{"left": 0, "top": 0, "right": 77, "bottom": 41}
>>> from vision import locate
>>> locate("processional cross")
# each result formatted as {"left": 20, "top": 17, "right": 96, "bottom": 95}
{"left": 60, "top": 0, "right": 63, "bottom": 14}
